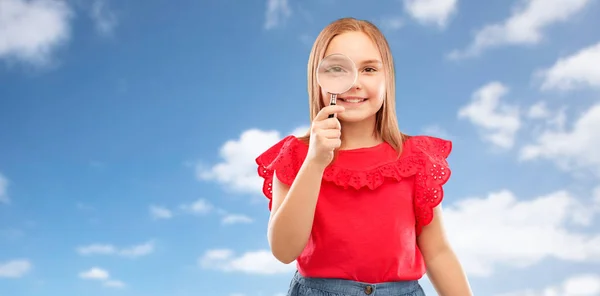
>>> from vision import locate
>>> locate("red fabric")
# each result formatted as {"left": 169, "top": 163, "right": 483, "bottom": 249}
{"left": 255, "top": 135, "right": 452, "bottom": 283}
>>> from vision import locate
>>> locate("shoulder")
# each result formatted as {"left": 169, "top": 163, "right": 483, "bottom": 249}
{"left": 403, "top": 134, "right": 453, "bottom": 186}
{"left": 404, "top": 135, "right": 453, "bottom": 235}
{"left": 403, "top": 135, "right": 452, "bottom": 160}
{"left": 255, "top": 135, "right": 307, "bottom": 203}
{"left": 255, "top": 135, "right": 307, "bottom": 167}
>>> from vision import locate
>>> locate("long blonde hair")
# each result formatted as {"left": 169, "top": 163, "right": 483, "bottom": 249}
{"left": 298, "top": 17, "right": 408, "bottom": 156}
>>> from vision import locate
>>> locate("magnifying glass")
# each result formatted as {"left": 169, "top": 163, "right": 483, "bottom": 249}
{"left": 316, "top": 54, "right": 358, "bottom": 118}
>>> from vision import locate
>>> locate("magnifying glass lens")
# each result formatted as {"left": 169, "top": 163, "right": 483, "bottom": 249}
{"left": 316, "top": 54, "right": 357, "bottom": 95}
{"left": 316, "top": 53, "right": 358, "bottom": 118}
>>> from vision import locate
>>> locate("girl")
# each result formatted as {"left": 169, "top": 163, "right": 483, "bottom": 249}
{"left": 256, "top": 18, "right": 472, "bottom": 296}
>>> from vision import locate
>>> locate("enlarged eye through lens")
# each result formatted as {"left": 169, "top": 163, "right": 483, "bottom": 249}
{"left": 316, "top": 53, "right": 357, "bottom": 95}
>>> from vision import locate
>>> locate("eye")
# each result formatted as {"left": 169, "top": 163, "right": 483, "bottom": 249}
{"left": 325, "top": 65, "right": 347, "bottom": 73}
{"left": 363, "top": 67, "right": 378, "bottom": 73}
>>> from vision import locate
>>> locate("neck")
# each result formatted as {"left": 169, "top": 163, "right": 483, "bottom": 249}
{"left": 339, "top": 116, "right": 382, "bottom": 150}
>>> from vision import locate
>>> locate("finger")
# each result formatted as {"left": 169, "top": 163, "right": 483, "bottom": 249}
{"left": 315, "top": 105, "right": 345, "bottom": 121}
{"left": 325, "top": 138, "right": 342, "bottom": 149}
{"left": 314, "top": 117, "right": 340, "bottom": 130}
{"left": 320, "top": 117, "right": 341, "bottom": 130}
{"left": 320, "top": 129, "right": 341, "bottom": 139}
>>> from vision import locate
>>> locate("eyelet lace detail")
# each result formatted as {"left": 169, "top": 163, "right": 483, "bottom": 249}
{"left": 255, "top": 136, "right": 305, "bottom": 210}
{"left": 322, "top": 156, "right": 423, "bottom": 190}
{"left": 255, "top": 135, "right": 452, "bottom": 234}
{"left": 411, "top": 136, "right": 452, "bottom": 235}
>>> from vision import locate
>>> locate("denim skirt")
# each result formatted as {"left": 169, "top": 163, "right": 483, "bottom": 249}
{"left": 287, "top": 270, "right": 426, "bottom": 296}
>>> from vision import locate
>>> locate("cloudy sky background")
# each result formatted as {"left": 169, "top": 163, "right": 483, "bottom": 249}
{"left": 1, "top": 0, "right": 600, "bottom": 295}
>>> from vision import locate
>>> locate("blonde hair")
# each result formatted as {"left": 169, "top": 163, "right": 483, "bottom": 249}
{"left": 298, "top": 17, "right": 408, "bottom": 156}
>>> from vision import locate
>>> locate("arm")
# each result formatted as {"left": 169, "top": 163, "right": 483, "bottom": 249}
{"left": 267, "top": 160, "right": 326, "bottom": 264}
{"left": 418, "top": 205, "right": 473, "bottom": 296}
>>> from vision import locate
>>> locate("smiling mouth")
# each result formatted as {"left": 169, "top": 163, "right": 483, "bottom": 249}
{"left": 339, "top": 97, "right": 368, "bottom": 103}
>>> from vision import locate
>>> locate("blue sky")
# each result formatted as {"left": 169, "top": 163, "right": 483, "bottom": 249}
{"left": 1, "top": 0, "right": 600, "bottom": 295}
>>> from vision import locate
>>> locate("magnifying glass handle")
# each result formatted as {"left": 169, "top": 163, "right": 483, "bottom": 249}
{"left": 328, "top": 94, "right": 337, "bottom": 118}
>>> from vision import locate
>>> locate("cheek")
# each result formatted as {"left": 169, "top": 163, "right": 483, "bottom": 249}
{"left": 367, "top": 79, "right": 386, "bottom": 102}
{"left": 320, "top": 89, "right": 328, "bottom": 105}
{"left": 377, "top": 82, "right": 385, "bottom": 101}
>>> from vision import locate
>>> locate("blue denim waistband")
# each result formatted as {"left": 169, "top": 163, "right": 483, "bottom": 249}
{"left": 291, "top": 270, "right": 424, "bottom": 296}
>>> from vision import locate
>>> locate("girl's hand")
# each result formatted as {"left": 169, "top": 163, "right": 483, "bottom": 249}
{"left": 306, "top": 105, "right": 345, "bottom": 168}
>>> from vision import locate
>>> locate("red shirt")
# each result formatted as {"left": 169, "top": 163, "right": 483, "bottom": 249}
{"left": 255, "top": 135, "right": 452, "bottom": 283}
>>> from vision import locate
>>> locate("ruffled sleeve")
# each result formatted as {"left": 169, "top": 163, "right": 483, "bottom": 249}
{"left": 255, "top": 135, "right": 307, "bottom": 210}
{"left": 410, "top": 136, "right": 452, "bottom": 235}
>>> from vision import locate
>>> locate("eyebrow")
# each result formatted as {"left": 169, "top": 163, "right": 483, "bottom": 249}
{"left": 358, "top": 59, "right": 383, "bottom": 66}
{"left": 324, "top": 57, "right": 348, "bottom": 64}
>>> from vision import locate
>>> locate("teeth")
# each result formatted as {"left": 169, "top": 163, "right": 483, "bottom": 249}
{"left": 342, "top": 98, "right": 365, "bottom": 103}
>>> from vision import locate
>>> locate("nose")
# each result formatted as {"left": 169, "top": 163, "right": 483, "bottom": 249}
{"left": 352, "top": 76, "right": 362, "bottom": 89}
{"left": 351, "top": 76, "right": 363, "bottom": 90}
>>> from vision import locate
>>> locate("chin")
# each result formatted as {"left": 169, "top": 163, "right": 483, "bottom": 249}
{"left": 338, "top": 111, "right": 377, "bottom": 123}
{"left": 337, "top": 101, "right": 382, "bottom": 123}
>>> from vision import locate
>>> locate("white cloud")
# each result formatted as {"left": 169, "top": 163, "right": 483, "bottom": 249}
{"left": 444, "top": 188, "right": 600, "bottom": 277}
{"left": 90, "top": 0, "right": 117, "bottom": 36}
{"left": 458, "top": 82, "right": 521, "bottom": 149}
{"left": 149, "top": 205, "right": 172, "bottom": 219}
{"left": 264, "top": 0, "right": 291, "bottom": 30}
{"left": 298, "top": 34, "right": 313, "bottom": 46}
{"left": 79, "top": 267, "right": 109, "bottom": 280}
{"left": 199, "top": 249, "right": 296, "bottom": 275}
{"left": 104, "top": 279, "right": 126, "bottom": 288}
{"left": 76, "top": 241, "right": 154, "bottom": 258}
{"left": 537, "top": 42, "right": 600, "bottom": 91}
{"left": 79, "top": 267, "right": 126, "bottom": 288}
{"left": 77, "top": 244, "right": 115, "bottom": 255}
{"left": 198, "top": 126, "right": 308, "bottom": 195}
{"left": 527, "top": 101, "right": 551, "bottom": 119}
{"left": 197, "top": 129, "right": 283, "bottom": 194}
{"left": 0, "top": 259, "right": 31, "bottom": 278}
{"left": 0, "top": 173, "right": 9, "bottom": 204}
{"left": 448, "top": 0, "right": 592, "bottom": 59}
{"left": 534, "top": 105, "right": 568, "bottom": 130}
{"left": 497, "top": 273, "right": 600, "bottom": 296}
{"left": 118, "top": 241, "right": 154, "bottom": 258}
{"left": 178, "top": 199, "right": 254, "bottom": 225}
{"left": 422, "top": 124, "right": 453, "bottom": 140}
{"left": 222, "top": 214, "right": 253, "bottom": 225}
{"left": 526, "top": 101, "right": 568, "bottom": 137}
{"left": 180, "top": 198, "right": 213, "bottom": 215}
{"left": 520, "top": 103, "right": 600, "bottom": 177}
{"left": 0, "top": 0, "right": 73, "bottom": 65}
{"left": 290, "top": 125, "right": 309, "bottom": 137}
{"left": 379, "top": 16, "right": 404, "bottom": 31}
{"left": 403, "top": 0, "right": 458, "bottom": 28}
